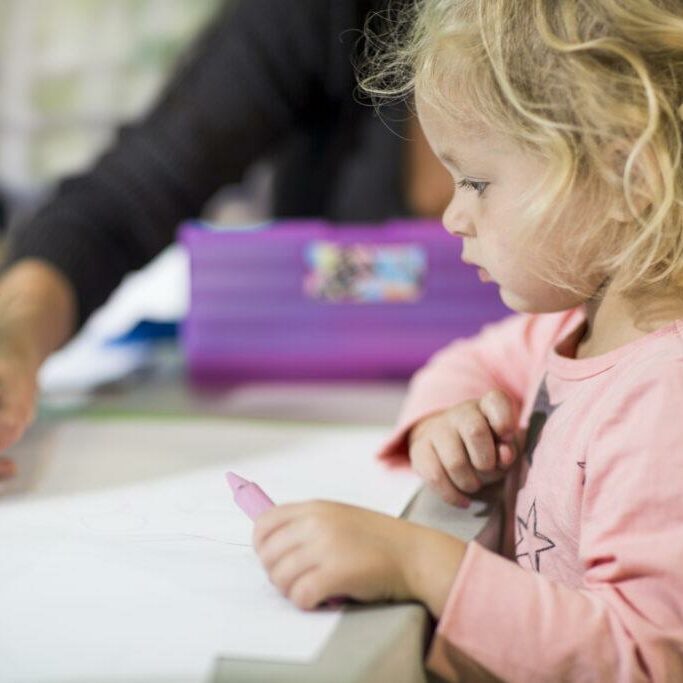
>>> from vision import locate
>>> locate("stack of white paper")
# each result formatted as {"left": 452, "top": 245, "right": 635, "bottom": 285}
{"left": 0, "top": 419, "right": 421, "bottom": 682}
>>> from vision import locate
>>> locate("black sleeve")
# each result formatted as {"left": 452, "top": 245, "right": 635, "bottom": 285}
{"left": 4, "top": 0, "right": 361, "bottom": 326}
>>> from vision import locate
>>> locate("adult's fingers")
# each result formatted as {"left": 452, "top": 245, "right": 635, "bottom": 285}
{"left": 0, "top": 456, "right": 16, "bottom": 480}
{"left": 0, "top": 373, "right": 36, "bottom": 453}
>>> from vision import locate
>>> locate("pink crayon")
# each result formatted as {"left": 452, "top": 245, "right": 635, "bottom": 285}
{"left": 226, "top": 471, "right": 274, "bottom": 520}
{"left": 226, "top": 470, "right": 346, "bottom": 608}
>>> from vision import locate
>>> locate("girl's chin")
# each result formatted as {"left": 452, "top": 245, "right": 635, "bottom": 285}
{"left": 498, "top": 288, "right": 537, "bottom": 313}
{"left": 499, "top": 288, "right": 573, "bottom": 314}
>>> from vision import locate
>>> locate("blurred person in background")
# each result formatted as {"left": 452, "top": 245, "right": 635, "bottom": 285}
{"left": 0, "top": 0, "right": 225, "bottom": 230}
{"left": 0, "top": 0, "right": 451, "bottom": 477}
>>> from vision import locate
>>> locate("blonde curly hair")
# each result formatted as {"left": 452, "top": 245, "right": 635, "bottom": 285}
{"left": 361, "top": 0, "right": 683, "bottom": 301}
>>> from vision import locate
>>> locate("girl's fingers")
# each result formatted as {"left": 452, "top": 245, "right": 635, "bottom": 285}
{"left": 435, "top": 433, "right": 482, "bottom": 494}
{"left": 288, "top": 566, "right": 331, "bottom": 611}
{"left": 497, "top": 442, "right": 517, "bottom": 468}
{"left": 257, "top": 522, "right": 305, "bottom": 570}
{"left": 268, "top": 546, "right": 319, "bottom": 598}
{"left": 454, "top": 410, "right": 497, "bottom": 474}
{"left": 479, "top": 390, "right": 519, "bottom": 468}
{"left": 254, "top": 502, "right": 331, "bottom": 555}
{"left": 411, "top": 442, "right": 472, "bottom": 508}
{"left": 479, "top": 390, "right": 517, "bottom": 441}
{"left": 253, "top": 503, "right": 306, "bottom": 549}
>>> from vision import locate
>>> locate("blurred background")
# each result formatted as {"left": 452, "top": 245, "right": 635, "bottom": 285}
{"left": 0, "top": 0, "right": 225, "bottom": 229}
{"left": 0, "top": 0, "right": 507, "bottom": 396}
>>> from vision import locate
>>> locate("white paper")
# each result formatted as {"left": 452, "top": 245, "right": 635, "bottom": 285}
{"left": 39, "top": 245, "right": 188, "bottom": 395}
{"left": 0, "top": 419, "right": 421, "bottom": 682}
{"left": 81, "top": 244, "right": 188, "bottom": 341}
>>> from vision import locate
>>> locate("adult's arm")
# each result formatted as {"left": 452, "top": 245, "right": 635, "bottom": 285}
{"left": 4, "top": 0, "right": 366, "bottom": 328}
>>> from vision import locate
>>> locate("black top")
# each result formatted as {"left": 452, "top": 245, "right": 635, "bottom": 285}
{"left": 5, "top": 0, "right": 409, "bottom": 326}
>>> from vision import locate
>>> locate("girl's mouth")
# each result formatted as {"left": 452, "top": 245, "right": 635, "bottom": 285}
{"left": 478, "top": 268, "right": 492, "bottom": 282}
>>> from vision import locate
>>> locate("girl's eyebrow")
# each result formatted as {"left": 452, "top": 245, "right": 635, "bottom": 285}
{"left": 440, "top": 152, "right": 466, "bottom": 172}
{"left": 440, "top": 151, "right": 485, "bottom": 175}
{"left": 440, "top": 147, "right": 505, "bottom": 174}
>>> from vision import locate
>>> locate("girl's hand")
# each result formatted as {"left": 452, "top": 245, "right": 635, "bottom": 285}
{"left": 409, "top": 389, "right": 519, "bottom": 508}
{"left": 253, "top": 501, "right": 466, "bottom": 615}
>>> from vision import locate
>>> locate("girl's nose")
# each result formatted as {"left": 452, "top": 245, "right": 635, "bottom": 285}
{"left": 442, "top": 200, "right": 475, "bottom": 238}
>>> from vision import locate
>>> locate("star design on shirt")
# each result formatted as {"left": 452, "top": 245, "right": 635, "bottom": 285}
{"left": 577, "top": 461, "right": 586, "bottom": 486}
{"left": 515, "top": 499, "right": 556, "bottom": 571}
{"left": 523, "top": 377, "right": 561, "bottom": 464}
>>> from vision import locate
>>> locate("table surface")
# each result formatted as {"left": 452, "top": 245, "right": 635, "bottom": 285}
{"left": 18, "top": 359, "right": 489, "bottom": 683}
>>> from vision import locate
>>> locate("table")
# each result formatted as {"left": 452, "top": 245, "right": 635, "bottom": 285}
{"left": 16, "top": 360, "right": 490, "bottom": 683}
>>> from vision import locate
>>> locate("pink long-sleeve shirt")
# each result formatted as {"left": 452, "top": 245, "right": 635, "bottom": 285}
{"left": 380, "top": 308, "right": 683, "bottom": 682}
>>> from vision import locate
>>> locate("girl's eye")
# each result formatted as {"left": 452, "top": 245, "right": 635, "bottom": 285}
{"left": 456, "top": 178, "right": 489, "bottom": 196}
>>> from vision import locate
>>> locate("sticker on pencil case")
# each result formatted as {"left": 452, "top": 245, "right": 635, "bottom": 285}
{"left": 303, "top": 242, "right": 426, "bottom": 303}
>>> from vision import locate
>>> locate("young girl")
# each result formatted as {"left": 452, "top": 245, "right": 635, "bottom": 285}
{"left": 253, "top": 1, "right": 683, "bottom": 679}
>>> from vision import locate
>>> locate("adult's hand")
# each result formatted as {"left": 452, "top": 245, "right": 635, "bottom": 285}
{"left": 0, "top": 260, "right": 76, "bottom": 478}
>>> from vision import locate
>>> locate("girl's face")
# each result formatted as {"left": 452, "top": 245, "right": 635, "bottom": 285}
{"left": 416, "top": 94, "right": 591, "bottom": 314}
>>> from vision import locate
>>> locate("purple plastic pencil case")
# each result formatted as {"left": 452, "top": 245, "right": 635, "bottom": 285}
{"left": 180, "top": 219, "right": 510, "bottom": 382}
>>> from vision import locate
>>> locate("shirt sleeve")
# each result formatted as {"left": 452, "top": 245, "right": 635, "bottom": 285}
{"left": 427, "top": 365, "right": 683, "bottom": 683}
{"left": 3, "top": 0, "right": 352, "bottom": 326}
{"left": 378, "top": 310, "right": 580, "bottom": 461}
